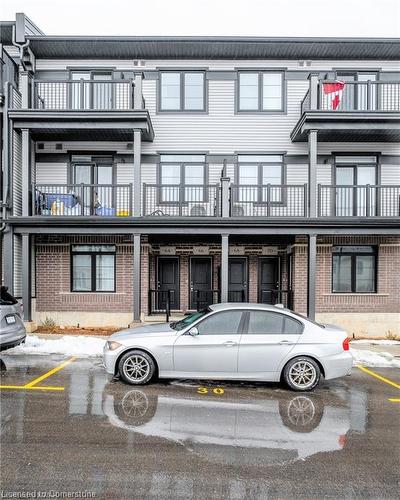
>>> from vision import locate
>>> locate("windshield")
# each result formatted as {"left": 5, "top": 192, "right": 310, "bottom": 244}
{"left": 171, "top": 308, "right": 211, "bottom": 331}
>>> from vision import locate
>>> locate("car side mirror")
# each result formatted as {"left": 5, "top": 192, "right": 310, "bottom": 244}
{"left": 188, "top": 327, "right": 199, "bottom": 336}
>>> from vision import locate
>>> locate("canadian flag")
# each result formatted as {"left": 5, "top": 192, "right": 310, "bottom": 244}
{"left": 322, "top": 81, "right": 346, "bottom": 110}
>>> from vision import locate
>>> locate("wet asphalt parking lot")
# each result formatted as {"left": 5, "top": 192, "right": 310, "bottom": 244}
{"left": 0, "top": 354, "right": 399, "bottom": 500}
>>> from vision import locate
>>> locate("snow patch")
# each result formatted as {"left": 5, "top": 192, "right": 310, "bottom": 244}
{"left": 350, "top": 348, "right": 400, "bottom": 368}
{"left": 7, "top": 335, "right": 105, "bottom": 357}
{"left": 351, "top": 339, "right": 400, "bottom": 346}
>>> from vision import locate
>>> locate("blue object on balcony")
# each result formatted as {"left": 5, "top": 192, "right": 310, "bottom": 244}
{"left": 44, "top": 193, "right": 78, "bottom": 209}
{"left": 95, "top": 206, "right": 116, "bottom": 216}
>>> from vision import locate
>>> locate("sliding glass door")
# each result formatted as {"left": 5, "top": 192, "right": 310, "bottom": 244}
{"left": 335, "top": 158, "right": 377, "bottom": 216}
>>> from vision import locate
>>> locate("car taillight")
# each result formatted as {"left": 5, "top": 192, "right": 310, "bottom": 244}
{"left": 342, "top": 338, "right": 350, "bottom": 351}
{"left": 338, "top": 434, "right": 347, "bottom": 447}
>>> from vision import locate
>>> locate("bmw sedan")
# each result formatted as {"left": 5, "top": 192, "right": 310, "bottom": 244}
{"left": 103, "top": 303, "right": 353, "bottom": 391}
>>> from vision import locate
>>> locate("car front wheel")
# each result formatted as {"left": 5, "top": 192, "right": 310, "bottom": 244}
{"left": 118, "top": 350, "right": 156, "bottom": 385}
{"left": 283, "top": 356, "right": 321, "bottom": 392}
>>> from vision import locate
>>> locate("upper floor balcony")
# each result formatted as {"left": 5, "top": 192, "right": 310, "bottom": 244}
{"left": 6, "top": 77, "right": 154, "bottom": 142}
{"left": 291, "top": 77, "right": 400, "bottom": 142}
{"left": 30, "top": 182, "right": 400, "bottom": 220}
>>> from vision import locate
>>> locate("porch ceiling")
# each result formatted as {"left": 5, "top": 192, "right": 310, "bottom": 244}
{"left": 8, "top": 110, "right": 154, "bottom": 141}
{"left": 291, "top": 111, "right": 400, "bottom": 142}
{"left": 8, "top": 216, "right": 400, "bottom": 236}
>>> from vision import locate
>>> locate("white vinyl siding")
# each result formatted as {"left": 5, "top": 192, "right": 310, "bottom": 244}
{"left": 35, "top": 163, "right": 68, "bottom": 184}
{"left": 36, "top": 59, "right": 400, "bottom": 72}
{"left": 381, "top": 165, "right": 400, "bottom": 185}
{"left": 142, "top": 79, "right": 311, "bottom": 154}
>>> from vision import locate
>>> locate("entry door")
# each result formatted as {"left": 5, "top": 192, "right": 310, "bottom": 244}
{"left": 190, "top": 257, "right": 212, "bottom": 310}
{"left": 228, "top": 257, "right": 248, "bottom": 302}
{"left": 157, "top": 257, "right": 180, "bottom": 310}
{"left": 258, "top": 257, "right": 280, "bottom": 304}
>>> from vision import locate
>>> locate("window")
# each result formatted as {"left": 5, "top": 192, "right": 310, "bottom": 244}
{"left": 247, "top": 311, "right": 303, "bottom": 335}
{"left": 237, "top": 155, "right": 284, "bottom": 203}
{"left": 71, "top": 245, "right": 116, "bottom": 292}
{"left": 159, "top": 155, "right": 206, "bottom": 203}
{"left": 332, "top": 246, "right": 377, "bottom": 293}
{"left": 160, "top": 72, "right": 205, "bottom": 111}
{"left": 238, "top": 72, "right": 284, "bottom": 112}
{"left": 196, "top": 310, "right": 243, "bottom": 335}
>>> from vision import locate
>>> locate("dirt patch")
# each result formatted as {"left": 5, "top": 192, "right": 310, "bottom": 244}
{"left": 35, "top": 326, "right": 120, "bottom": 336}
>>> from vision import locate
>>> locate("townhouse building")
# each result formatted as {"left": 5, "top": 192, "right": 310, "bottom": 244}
{"left": 1, "top": 13, "right": 399, "bottom": 335}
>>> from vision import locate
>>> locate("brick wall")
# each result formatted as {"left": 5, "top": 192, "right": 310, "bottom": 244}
{"left": 292, "top": 235, "right": 400, "bottom": 314}
{"left": 36, "top": 235, "right": 135, "bottom": 313}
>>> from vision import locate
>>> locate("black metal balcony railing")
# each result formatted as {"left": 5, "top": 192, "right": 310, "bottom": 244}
{"left": 302, "top": 81, "right": 400, "bottom": 113}
{"left": 33, "top": 184, "right": 132, "bottom": 216}
{"left": 142, "top": 184, "right": 221, "bottom": 217}
{"left": 33, "top": 79, "right": 135, "bottom": 110}
{"left": 30, "top": 183, "right": 400, "bottom": 218}
{"left": 318, "top": 185, "right": 400, "bottom": 217}
{"left": 230, "top": 185, "right": 308, "bottom": 217}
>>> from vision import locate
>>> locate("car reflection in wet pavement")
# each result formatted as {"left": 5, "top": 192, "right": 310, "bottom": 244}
{"left": 103, "top": 384, "right": 351, "bottom": 467}
{"left": 2, "top": 355, "right": 399, "bottom": 499}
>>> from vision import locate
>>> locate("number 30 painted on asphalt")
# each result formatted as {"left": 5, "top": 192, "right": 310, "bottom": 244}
{"left": 197, "top": 387, "right": 224, "bottom": 395}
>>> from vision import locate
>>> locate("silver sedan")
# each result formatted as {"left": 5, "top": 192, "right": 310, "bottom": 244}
{"left": 103, "top": 303, "right": 353, "bottom": 391}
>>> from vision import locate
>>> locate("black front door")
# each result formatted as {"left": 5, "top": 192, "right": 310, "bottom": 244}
{"left": 157, "top": 257, "right": 180, "bottom": 310}
{"left": 258, "top": 257, "right": 280, "bottom": 304}
{"left": 190, "top": 257, "right": 213, "bottom": 309}
{"left": 228, "top": 257, "right": 248, "bottom": 302}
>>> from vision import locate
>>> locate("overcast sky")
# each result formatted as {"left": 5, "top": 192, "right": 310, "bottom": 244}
{"left": 1, "top": 0, "right": 399, "bottom": 37}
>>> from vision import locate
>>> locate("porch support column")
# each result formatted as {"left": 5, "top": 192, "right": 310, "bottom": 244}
{"left": 221, "top": 176, "right": 230, "bottom": 218}
{"left": 307, "top": 234, "right": 317, "bottom": 320}
{"left": 308, "top": 129, "right": 318, "bottom": 218}
{"left": 19, "top": 70, "right": 32, "bottom": 108}
{"left": 22, "top": 233, "right": 32, "bottom": 322}
{"left": 21, "top": 128, "right": 31, "bottom": 217}
{"left": 3, "top": 226, "right": 14, "bottom": 294}
{"left": 134, "top": 72, "right": 143, "bottom": 110}
{"left": 221, "top": 233, "right": 229, "bottom": 303}
{"left": 309, "top": 73, "right": 319, "bottom": 110}
{"left": 133, "top": 130, "right": 141, "bottom": 217}
{"left": 133, "top": 233, "right": 141, "bottom": 322}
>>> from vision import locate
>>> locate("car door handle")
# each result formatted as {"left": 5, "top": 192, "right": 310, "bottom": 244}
{"left": 278, "top": 340, "right": 295, "bottom": 345}
{"left": 223, "top": 341, "right": 237, "bottom": 347}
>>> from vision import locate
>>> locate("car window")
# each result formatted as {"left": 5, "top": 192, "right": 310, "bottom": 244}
{"left": 247, "top": 311, "right": 303, "bottom": 335}
{"left": 173, "top": 308, "right": 210, "bottom": 331}
{"left": 196, "top": 310, "right": 243, "bottom": 335}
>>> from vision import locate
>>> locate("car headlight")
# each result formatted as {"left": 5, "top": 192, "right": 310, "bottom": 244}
{"left": 107, "top": 341, "right": 122, "bottom": 351}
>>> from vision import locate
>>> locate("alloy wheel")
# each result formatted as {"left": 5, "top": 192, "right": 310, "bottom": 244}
{"left": 288, "top": 361, "right": 317, "bottom": 390}
{"left": 122, "top": 355, "right": 151, "bottom": 383}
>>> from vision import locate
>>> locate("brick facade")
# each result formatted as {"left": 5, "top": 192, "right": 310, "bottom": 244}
{"left": 34, "top": 234, "right": 400, "bottom": 323}
{"left": 35, "top": 235, "right": 135, "bottom": 314}
{"left": 292, "top": 235, "right": 400, "bottom": 315}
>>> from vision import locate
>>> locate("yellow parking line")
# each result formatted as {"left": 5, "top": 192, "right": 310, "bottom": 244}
{"left": 24, "top": 357, "right": 76, "bottom": 388}
{"left": 0, "top": 385, "right": 64, "bottom": 391}
{"left": 388, "top": 398, "right": 400, "bottom": 403}
{"left": 0, "top": 356, "right": 75, "bottom": 392}
{"left": 357, "top": 365, "right": 400, "bottom": 390}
